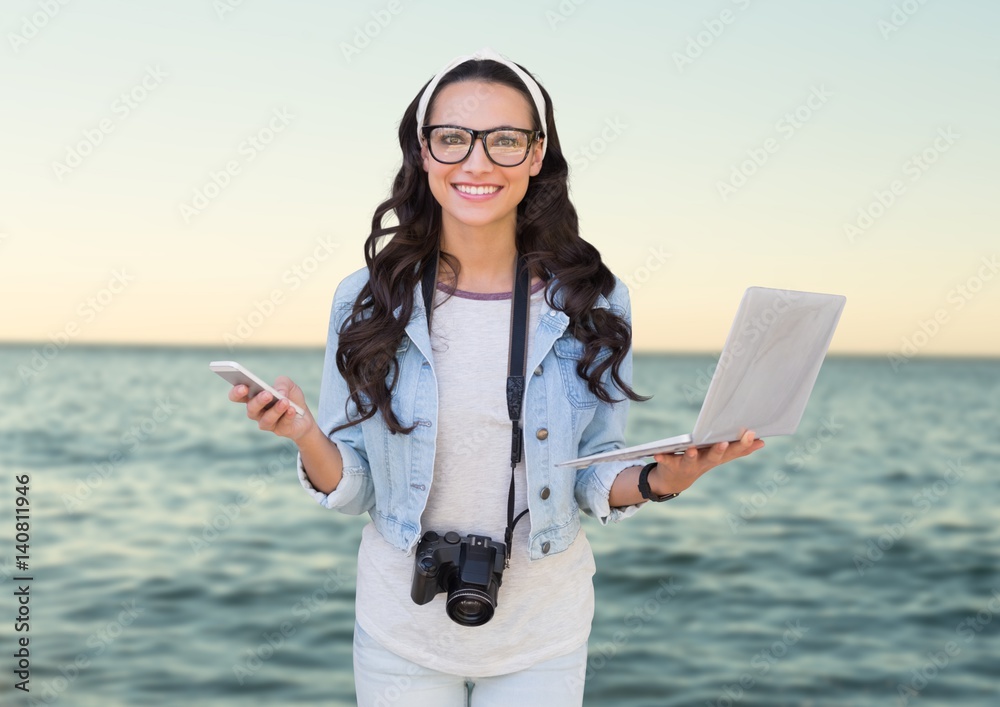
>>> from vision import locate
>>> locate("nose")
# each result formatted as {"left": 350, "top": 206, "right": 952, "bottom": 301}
{"left": 462, "top": 138, "right": 494, "bottom": 173}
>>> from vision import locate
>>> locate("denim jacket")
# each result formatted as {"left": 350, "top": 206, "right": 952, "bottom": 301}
{"left": 296, "top": 266, "right": 645, "bottom": 560}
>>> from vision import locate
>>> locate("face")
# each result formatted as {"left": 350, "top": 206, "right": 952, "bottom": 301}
{"left": 420, "top": 80, "right": 544, "bottom": 232}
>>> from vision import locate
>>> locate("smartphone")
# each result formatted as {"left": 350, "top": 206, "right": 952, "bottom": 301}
{"left": 209, "top": 360, "right": 305, "bottom": 417}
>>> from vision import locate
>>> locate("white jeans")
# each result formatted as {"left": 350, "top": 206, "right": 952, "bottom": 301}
{"left": 352, "top": 621, "right": 588, "bottom": 707}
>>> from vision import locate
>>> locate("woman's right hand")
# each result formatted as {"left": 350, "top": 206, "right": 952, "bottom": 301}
{"left": 228, "top": 375, "right": 316, "bottom": 442}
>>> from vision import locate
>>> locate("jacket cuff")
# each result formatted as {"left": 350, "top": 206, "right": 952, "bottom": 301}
{"left": 580, "top": 459, "right": 645, "bottom": 525}
{"left": 296, "top": 437, "right": 370, "bottom": 511}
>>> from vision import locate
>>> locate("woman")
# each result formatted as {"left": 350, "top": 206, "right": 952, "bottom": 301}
{"left": 228, "top": 47, "right": 763, "bottom": 706}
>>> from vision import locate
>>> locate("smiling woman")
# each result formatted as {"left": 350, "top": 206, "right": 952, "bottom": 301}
{"left": 223, "top": 46, "right": 762, "bottom": 706}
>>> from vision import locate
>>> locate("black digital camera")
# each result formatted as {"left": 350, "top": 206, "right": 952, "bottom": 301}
{"left": 410, "top": 531, "right": 507, "bottom": 627}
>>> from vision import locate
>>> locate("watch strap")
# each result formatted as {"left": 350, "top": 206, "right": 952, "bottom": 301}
{"left": 638, "top": 462, "right": 680, "bottom": 502}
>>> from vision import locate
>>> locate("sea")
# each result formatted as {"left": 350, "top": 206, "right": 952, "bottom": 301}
{"left": 1, "top": 345, "right": 997, "bottom": 706}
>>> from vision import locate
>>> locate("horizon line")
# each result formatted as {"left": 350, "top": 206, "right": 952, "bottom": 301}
{"left": 0, "top": 340, "right": 995, "bottom": 362}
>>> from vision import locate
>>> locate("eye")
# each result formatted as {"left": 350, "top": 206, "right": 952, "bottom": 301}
{"left": 435, "top": 130, "right": 469, "bottom": 146}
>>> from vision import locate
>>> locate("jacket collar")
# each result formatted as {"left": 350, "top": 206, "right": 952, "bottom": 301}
{"left": 399, "top": 271, "right": 611, "bottom": 377}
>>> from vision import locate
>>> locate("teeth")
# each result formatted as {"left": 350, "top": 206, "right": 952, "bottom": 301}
{"left": 455, "top": 184, "right": 499, "bottom": 195}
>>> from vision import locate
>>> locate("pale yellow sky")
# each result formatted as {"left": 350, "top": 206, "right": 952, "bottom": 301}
{"left": 2, "top": 0, "right": 998, "bottom": 357}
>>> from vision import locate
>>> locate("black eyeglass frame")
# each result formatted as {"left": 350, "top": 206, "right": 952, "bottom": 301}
{"left": 420, "top": 124, "right": 545, "bottom": 167}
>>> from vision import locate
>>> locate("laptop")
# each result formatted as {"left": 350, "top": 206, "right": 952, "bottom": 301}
{"left": 554, "top": 286, "right": 846, "bottom": 468}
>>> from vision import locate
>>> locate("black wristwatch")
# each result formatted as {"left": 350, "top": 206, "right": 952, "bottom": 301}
{"left": 638, "top": 462, "right": 680, "bottom": 502}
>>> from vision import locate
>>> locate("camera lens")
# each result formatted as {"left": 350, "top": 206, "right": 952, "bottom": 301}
{"left": 446, "top": 588, "right": 496, "bottom": 627}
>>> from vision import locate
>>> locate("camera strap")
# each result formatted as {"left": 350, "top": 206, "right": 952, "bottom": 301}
{"left": 421, "top": 249, "right": 531, "bottom": 567}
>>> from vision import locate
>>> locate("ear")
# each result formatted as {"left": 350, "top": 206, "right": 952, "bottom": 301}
{"left": 420, "top": 137, "right": 430, "bottom": 173}
{"left": 528, "top": 138, "right": 544, "bottom": 177}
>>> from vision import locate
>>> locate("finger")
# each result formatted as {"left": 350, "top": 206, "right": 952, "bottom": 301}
{"left": 246, "top": 390, "right": 276, "bottom": 420}
{"left": 707, "top": 441, "right": 729, "bottom": 465}
{"left": 229, "top": 384, "right": 249, "bottom": 403}
{"left": 258, "top": 397, "right": 291, "bottom": 431}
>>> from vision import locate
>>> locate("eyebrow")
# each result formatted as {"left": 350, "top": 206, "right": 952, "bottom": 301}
{"left": 437, "top": 123, "right": 524, "bottom": 131}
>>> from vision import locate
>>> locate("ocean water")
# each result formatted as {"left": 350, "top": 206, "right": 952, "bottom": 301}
{"left": 1, "top": 345, "right": 998, "bottom": 706}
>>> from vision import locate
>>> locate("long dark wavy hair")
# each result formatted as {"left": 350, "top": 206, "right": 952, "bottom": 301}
{"left": 330, "top": 57, "right": 650, "bottom": 435}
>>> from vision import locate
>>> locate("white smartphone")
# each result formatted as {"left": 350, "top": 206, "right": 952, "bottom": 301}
{"left": 209, "top": 360, "right": 305, "bottom": 417}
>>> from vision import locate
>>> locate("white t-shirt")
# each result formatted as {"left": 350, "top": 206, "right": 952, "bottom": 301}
{"left": 354, "top": 279, "right": 596, "bottom": 677}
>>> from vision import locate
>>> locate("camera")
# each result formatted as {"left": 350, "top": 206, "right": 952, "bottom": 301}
{"left": 410, "top": 531, "right": 507, "bottom": 627}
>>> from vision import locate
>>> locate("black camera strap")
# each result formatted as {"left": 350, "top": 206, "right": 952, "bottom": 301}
{"left": 421, "top": 249, "right": 531, "bottom": 567}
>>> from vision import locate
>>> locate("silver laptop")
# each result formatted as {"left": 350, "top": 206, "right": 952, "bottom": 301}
{"left": 555, "top": 286, "right": 846, "bottom": 468}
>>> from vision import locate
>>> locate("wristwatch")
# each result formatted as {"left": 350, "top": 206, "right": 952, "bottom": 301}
{"left": 638, "top": 462, "right": 680, "bottom": 502}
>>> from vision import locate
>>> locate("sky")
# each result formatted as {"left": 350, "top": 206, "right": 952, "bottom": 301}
{"left": 1, "top": 0, "right": 998, "bottom": 357}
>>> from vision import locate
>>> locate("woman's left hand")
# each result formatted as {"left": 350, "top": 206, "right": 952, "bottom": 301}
{"left": 647, "top": 430, "right": 765, "bottom": 496}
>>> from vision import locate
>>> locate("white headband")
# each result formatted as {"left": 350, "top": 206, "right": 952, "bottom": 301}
{"left": 415, "top": 46, "right": 548, "bottom": 161}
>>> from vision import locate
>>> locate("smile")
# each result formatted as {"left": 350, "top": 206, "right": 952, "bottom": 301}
{"left": 453, "top": 184, "right": 502, "bottom": 197}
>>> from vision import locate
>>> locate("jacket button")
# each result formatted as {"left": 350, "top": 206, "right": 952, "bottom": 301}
{"left": 540, "top": 486, "right": 551, "bottom": 500}
{"left": 541, "top": 541, "right": 551, "bottom": 554}
{"left": 536, "top": 428, "right": 548, "bottom": 440}
{"left": 534, "top": 364, "right": 543, "bottom": 376}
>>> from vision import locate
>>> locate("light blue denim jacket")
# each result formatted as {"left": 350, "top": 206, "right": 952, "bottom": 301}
{"left": 296, "top": 266, "right": 645, "bottom": 561}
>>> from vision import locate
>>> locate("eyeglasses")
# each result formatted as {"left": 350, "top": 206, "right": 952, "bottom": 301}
{"left": 421, "top": 124, "right": 544, "bottom": 167}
